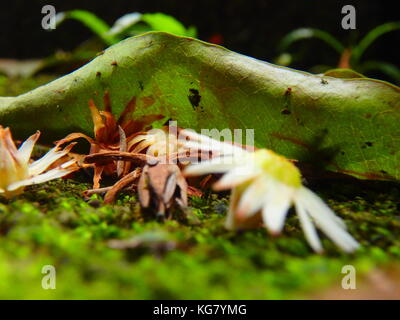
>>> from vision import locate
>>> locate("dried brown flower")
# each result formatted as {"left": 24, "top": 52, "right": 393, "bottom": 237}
{"left": 56, "top": 91, "right": 163, "bottom": 188}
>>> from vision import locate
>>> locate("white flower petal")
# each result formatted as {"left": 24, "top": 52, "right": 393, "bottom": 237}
{"left": 261, "top": 183, "right": 292, "bottom": 234}
{"left": 294, "top": 200, "right": 323, "bottom": 253}
{"left": 236, "top": 177, "right": 269, "bottom": 218}
{"left": 181, "top": 140, "right": 242, "bottom": 157}
{"left": 131, "top": 139, "right": 154, "bottom": 153}
{"left": 60, "top": 159, "right": 77, "bottom": 169}
{"left": 298, "top": 187, "right": 359, "bottom": 252}
{"left": 213, "top": 165, "right": 260, "bottom": 190}
{"left": 224, "top": 188, "right": 240, "bottom": 230}
{"left": 184, "top": 155, "right": 239, "bottom": 176}
{"left": 17, "top": 131, "right": 40, "bottom": 164}
{"left": 297, "top": 187, "right": 346, "bottom": 228}
{"left": 179, "top": 129, "right": 247, "bottom": 156}
{"left": 0, "top": 141, "right": 19, "bottom": 172}
{"left": 28, "top": 145, "right": 73, "bottom": 176}
{"left": 7, "top": 167, "right": 76, "bottom": 191}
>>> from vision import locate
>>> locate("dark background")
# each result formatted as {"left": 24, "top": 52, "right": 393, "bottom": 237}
{"left": 0, "top": 0, "right": 398, "bottom": 76}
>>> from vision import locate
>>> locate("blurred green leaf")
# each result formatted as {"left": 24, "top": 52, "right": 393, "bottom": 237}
{"left": 278, "top": 28, "right": 345, "bottom": 54}
{"left": 352, "top": 22, "right": 400, "bottom": 64}
{"left": 56, "top": 11, "right": 197, "bottom": 46}
{"left": 141, "top": 13, "right": 197, "bottom": 37}
{"left": 56, "top": 10, "right": 118, "bottom": 46}
{"left": 360, "top": 60, "right": 400, "bottom": 83}
{"left": 107, "top": 12, "right": 142, "bottom": 37}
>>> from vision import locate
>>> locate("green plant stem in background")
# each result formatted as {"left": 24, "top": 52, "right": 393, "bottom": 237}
{"left": 276, "top": 22, "right": 400, "bottom": 83}
{"left": 278, "top": 28, "right": 345, "bottom": 54}
{"left": 351, "top": 22, "right": 400, "bottom": 65}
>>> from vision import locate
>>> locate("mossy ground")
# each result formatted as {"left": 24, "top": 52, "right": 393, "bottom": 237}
{"left": 0, "top": 76, "right": 399, "bottom": 299}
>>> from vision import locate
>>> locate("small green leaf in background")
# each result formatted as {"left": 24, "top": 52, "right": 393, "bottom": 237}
{"left": 278, "top": 28, "right": 345, "bottom": 54}
{"left": 276, "top": 22, "right": 400, "bottom": 84}
{"left": 56, "top": 10, "right": 117, "bottom": 46}
{"left": 140, "top": 13, "right": 197, "bottom": 37}
{"left": 55, "top": 10, "right": 197, "bottom": 46}
{"left": 351, "top": 21, "right": 400, "bottom": 64}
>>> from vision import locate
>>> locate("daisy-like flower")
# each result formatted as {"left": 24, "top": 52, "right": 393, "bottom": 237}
{"left": 128, "top": 126, "right": 186, "bottom": 162}
{"left": 0, "top": 126, "right": 78, "bottom": 198}
{"left": 182, "top": 129, "right": 360, "bottom": 253}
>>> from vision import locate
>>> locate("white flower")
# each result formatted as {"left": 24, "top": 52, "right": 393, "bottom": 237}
{"left": 182, "top": 130, "right": 359, "bottom": 253}
{"left": 128, "top": 127, "right": 191, "bottom": 164}
{"left": 0, "top": 126, "right": 78, "bottom": 198}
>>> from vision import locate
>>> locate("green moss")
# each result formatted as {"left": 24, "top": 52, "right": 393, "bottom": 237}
{"left": 0, "top": 175, "right": 399, "bottom": 299}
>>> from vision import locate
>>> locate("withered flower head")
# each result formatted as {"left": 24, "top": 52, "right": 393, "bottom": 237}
{"left": 0, "top": 126, "right": 78, "bottom": 198}
{"left": 129, "top": 127, "right": 184, "bottom": 159}
{"left": 138, "top": 163, "right": 188, "bottom": 218}
{"left": 56, "top": 91, "right": 163, "bottom": 188}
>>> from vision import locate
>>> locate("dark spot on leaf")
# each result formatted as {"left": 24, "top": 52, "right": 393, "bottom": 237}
{"left": 295, "top": 118, "right": 305, "bottom": 126}
{"left": 341, "top": 151, "right": 345, "bottom": 155}
{"left": 96, "top": 72, "right": 101, "bottom": 77}
{"left": 365, "top": 141, "right": 373, "bottom": 147}
{"left": 188, "top": 88, "right": 201, "bottom": 110}
{"left": 321, "top": 79, "right": 328, "bottom": 85}
{"left": 111, "top": 61, "right": 118, "bottom": 66}
{"left": 365, "top": 113, "right": 372, "bottom": 119}
{"left": 138, "top": 81, "right": 144, "bottom": 91}
{"left": 283, "top": 87, "right": 293, "bottom": 112}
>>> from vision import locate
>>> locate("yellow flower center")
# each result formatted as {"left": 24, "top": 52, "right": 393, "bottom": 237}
{"left": 252, "top": 149, "right": 302, "bottom": 188}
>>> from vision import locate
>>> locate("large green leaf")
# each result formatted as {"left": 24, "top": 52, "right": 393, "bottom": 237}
{"left": 0, "top": 32, "right": 399, "bottom": 180}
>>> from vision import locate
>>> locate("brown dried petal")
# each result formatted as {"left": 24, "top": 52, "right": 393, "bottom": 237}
{"left": 83, "top": 186, "right": 112, "bottom": 198}
{"left": 84, "top": 151, "right": 157, "bottom": 166}
{"left": 138, "top": 165, "right": 150, "bottom": 208}
{"left": 104, "top": 168, "right": 141, "bottom": 204}
{"left": 93, "top": 166, "right": 104, "bottom": 189}
{"left": 117, "top": 126, "right": 127, "bottom": 177}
